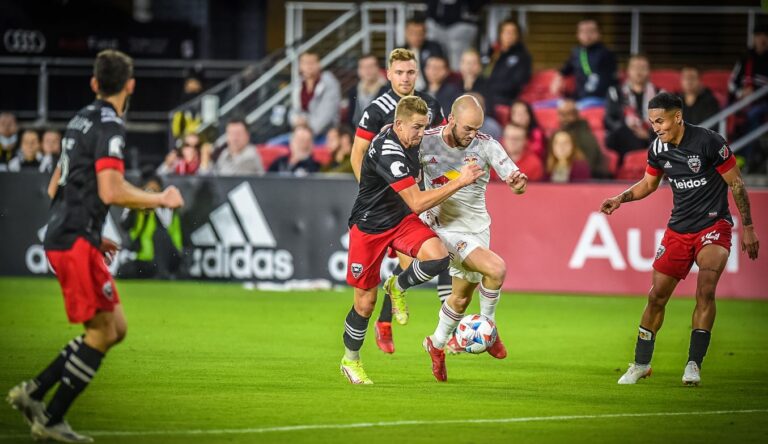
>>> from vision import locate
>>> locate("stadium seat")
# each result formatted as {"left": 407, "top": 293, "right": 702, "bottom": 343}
{"left": 650, "top": 69, "right": 681, "bottom": 93}
{"left": 580, "top": 107, "right": 605, "bottom": 133}
{"left": 519, "top": 69, "right": 559, "bottom": 104}
{"left": 700, "top": 70, "right": 731, "bottom": 100}
{"left": 258, "top": 145, "right": 289, "bottom": 170}
{"left": 601, "top": 146, "right": 619, "bottom": 176}
{"left": 495, "top": 104, "right": 511, "bottom": 126}
{"left": 533, "top": 108, "right": 560, "bottom": 135}
{"left": 312, "top": 148, "right": 333, "bottom": 166}
{"left": 615, "top": 149, "right": 648, "bottom": 180}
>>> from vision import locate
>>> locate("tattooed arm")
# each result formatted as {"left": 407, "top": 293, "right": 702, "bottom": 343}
{"left": 721, "top": 166, "right": 759, "bottom": 260}
{"left": 600, "top": 171, "right": 663, "bottom": 215}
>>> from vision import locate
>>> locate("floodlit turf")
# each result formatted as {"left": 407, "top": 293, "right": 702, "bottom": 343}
{"left": 0, "top": 277, "right": 767, "bottom": 443}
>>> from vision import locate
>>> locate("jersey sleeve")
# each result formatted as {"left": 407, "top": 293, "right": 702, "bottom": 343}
{"left": 432, "top": 102, "right": 446, "bottom": 127}
{"left": 355, "top": 105, "right": 385, "bottom": 142}
{"left": 372, "top": 143, "right": 416, "bottom": 192}
{"left": 645, "top": 139, "right": 663, "bottom": 176}
{"left": 707, "top": 133, "right": 737, "bottom": 175}
{"left": 94, "top": 122, "right": 126, "bottom": 174}
{"left": 486, "top": 139, "right": 518, "bottom": 180}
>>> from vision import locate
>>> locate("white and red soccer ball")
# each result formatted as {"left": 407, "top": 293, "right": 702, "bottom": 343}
{"left": 453, "top": 314, "right": 497, "bottom": 353}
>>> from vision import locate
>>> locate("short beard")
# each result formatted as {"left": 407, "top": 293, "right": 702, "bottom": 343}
{"left": 452, "top": 125, "right": 469, "bottom": 148}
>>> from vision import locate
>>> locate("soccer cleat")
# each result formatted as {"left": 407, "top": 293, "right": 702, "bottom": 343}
{"left": 383, "top": 276, "right": 409, "bottom": 325}
{"left": 31, "top": 419, "right": 94, "bottom": 443}
{"left": 374, "top": 321, "right": 395, "bottom": 354}
{"left": 617, "top": 363, "right": 652, "bottom": 384}
{"left": 445, "top": 334, "right": 465, "bottom": 355}
{"left": 423, "top": 336, "right": 447, "bottom": 382}
{"left": 682, "top": 361, "right": 701, "bottom": 386}
{"left": 486, "top": 334, "right": 508, "bottom": 359}
{"left": 6, "top": 380, "right": 47, "bottom": 426}
{"left": 340, "top": 357, "right": 373, "bottom": 385}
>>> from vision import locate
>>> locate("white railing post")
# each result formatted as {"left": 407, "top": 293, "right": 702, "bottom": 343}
{"left": 630, "top": 9, "right": 640, "bottom": 55}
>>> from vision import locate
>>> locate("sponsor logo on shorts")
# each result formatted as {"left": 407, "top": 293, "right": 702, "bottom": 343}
{"left": 701, "top": 230, "right": 720, "bottom": 246}
{"left": 455, "top": 240, "right": 467, "bottom": 253}
{"left": 351, "top": 263, "right": 364, "bottom": 278}
{"left": 687, "top": 155, "right": 701, "bottom": 173}
{"left": 102, "top": 281, "right": 114, "bottom": 300}
{"left": 655, "top": 245, "right": 666, "bottom": 260}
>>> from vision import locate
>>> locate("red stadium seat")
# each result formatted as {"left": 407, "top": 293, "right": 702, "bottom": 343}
{"left": 580, "top": 107, "right": 605, "bottom": 133}
{"left": 601, "top": 147, "right": 619, "bottom": 176}
{"left": 650, "top": 69, "right": 681, "bottom": 92}
{"left": 700, "top": 70, "right": 731, "bottom": 99}
{"left": 495, "top": 104, "right": 511, "bottom": 126}
{"left": 312, "top": 148, "right": 333, "bottom": 166}
{"left": 258, "top": 146, "right": 289, "bottom": 170}
{"left": 534, "top": 107, "right": 559, "bottom": 135}
{"left": 616, "top": 149, "right": 648, "bottom": 180}
{"left": 519, "top": 69, "right": 559, "bottom": 103}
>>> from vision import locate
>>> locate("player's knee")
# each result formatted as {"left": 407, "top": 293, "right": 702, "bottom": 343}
{"left": 486, "top": 259, "right": 506, "bottom": 283}
{"left": 113, "top": 323, "right": 127, "bottom": 345}
{"left": 420, "top": 256, "right": 450, "bottom": 277}
{"left": 647, "top": 289, "right": 670, "bottom": 308}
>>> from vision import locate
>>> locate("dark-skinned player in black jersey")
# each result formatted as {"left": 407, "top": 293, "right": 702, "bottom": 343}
{"left": 341, "top": 96, "right": 482, "bottom": 384}
{"left": 6, "top": 50, "right": 184, "bottom": 442}
{"left": 601, "top": 92, "right": 759, "bottom": 386}
{"left": 350, "top": 48, "right": 453, "bottom": 355}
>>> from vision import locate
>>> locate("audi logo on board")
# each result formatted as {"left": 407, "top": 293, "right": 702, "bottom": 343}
{"left": 3, "top": 29, "right": 46, "bottom": 54}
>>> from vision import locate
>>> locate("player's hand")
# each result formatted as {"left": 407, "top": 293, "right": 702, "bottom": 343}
{"left": 160, "top": 186, "right": 185, "bottom": 209}
{"left": 100, "top": 237, "right": 120, "bottom": 265}
{"left": 457, "top": 163, "right": 483, "bottom": 186}
{"left": 506, "top": 170, "right": 528, "bottom": 194}
{"left": 600, "top": 196, "right": 621, "bottom": 215}
{"left": 742, "top": 226, "right": 759, "bottom": 260}
{"left": 164, "top": 150, "right": 177, "bottom": 167}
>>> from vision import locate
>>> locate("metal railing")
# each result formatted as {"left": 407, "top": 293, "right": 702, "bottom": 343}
{"left": 700, "top": 85, "right": 768, "bottom": 151}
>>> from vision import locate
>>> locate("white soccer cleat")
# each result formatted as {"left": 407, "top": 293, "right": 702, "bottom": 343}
{"left": 340, "top": 357, "right": 373, "bottom": 385}
{"left": 6, "top": 380, "right": 47, "bottom": 426}
{"left": 617, "top": 363, "right": 652, "bottom": 384}
{"left": 682, "top": 361, "right": 701, "bottom": 386}
{"left": 31, "top": 419, "right": 94, "bottom": 443}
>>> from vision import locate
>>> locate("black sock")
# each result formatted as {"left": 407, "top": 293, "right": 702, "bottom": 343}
{"left": 378, "top": 265, "right": 402, "bottom": 323}
{"left": 30, "top": 335, "right": 84, "bottom": 401}
{"left": 634, "top": 325, "right": 655, "bottom": 365}
{"left": 436, "top": 269, "right": 452, "bottom": 303}
{"left": 396, "top": 256, "right": 450, "bottom": 291}
{"left": 343, "top": 306, "right": 370, "bottom": 352}
{"left": 688, "top": 329, "right": 711, "bottom": 368}
{"left": 45, "top": 342, "right": 103, "bottom": 426}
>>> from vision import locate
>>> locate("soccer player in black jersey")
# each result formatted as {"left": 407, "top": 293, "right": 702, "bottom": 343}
{"left": 341, "top": 96, "right": 482, "bottom": 384}
{"left": 350, "top": 48, "right": 451, "bottom": 355}
{"left": 601, "top": 92, "right": 759, "bottom": 386}
{"left": 6, "top": 50, "right": 184, "bottom": 442}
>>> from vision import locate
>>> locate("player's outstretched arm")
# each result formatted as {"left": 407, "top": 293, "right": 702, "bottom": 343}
{"left": 505, "top": 170, "right": 528, "bottom": 194}
{"left": 600, "top": 171, "right": 662, "bottom": 215}
{"left": 721, "top": 165, "right": 759, "bottom": 260}
{"left": 350, "top": 137, "right": 371, "bottom": 182}
{"left": 398, "top": 163, "right": 483, "bottom": 214}
{"left": 97, "top": 169, "right": 184, "bottom": 209}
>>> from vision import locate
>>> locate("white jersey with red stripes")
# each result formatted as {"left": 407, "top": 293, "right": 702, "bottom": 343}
{"left": 419, "top": 126, "right": 517, "bottom": 233}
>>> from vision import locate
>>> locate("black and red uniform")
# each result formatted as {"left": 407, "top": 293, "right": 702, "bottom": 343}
{"left": 355, "top": 89, "right": 445, "bottom": 142}
{"left": 44, "top": 100, "right": 126, "bottom": 323}
{"left": 646, "top": 122, "right": 737, "bottom": 279}
{"left": 346, "top": 126, "right": 437, "bottom": 289}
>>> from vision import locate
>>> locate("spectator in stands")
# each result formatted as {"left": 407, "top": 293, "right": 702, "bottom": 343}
{"left": 347, "top": 54, "right": 387, "bottom": 127}
{"left": 425, "top": 0, "right": 487, "bottom": 70}
{"left": 290, "top": 51, "right": 341, "bottom": 137}
{"left": 158, "top": 133, "right": 201, "bottom": 176}
{"left": 423, "top": 55, "right": 462, "bottom": 115}
{"left": 8, "top": 129, "right": 43, "bottom": 172}
{"left": 171, "top": 71, "right": 204, "bottom": 139}
{"left": 551, "top": 19, "right": 617, "bottom": 104}
{"left": 0, "top": 112, "right": 19, "bottom": 171}
{"left": 678, "top": 66, "right": 720, "bottom": 128}
{"left": 39, "top": 129, "right": 61, "bottom": 174}
{"left": 604, "top": 54, "right": 658, "bottom": 159}
{"left": 483, "top": 19, "right": 532, "bottom": 109}
{"left": 401, "top": 16, "right": 446, "bottom": 91}
{"left": 269, "top": 125, "right": 320, "bottom": 176}
{"left": 466, "top": 92, "right": 502, "bottom": 140}
{"left": 510, "top": 99, "right": 546, "bottom": 160}
{"left": 322, "top": 125, "right": 354, "bottom": 174}
{"left": 200, "top": 119, "right": 264, "bottom": 176}
{"left": 545, "top": 130, "right": 591, "bottom": 183}
{"left": 459, "top": 49, "right": 488, "bottom": 103}
{"left": 501, "top": 123, "right": 544, "bottom": 182}
{"left": 557, "top": 98, "right": 610, "bottom": 178}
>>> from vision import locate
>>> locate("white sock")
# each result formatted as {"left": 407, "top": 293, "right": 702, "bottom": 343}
{"left": 432, "top": 301, "right": 463, "bottom": 348}
{"left": 344, "top": 347, "right": 360, "bottom": 361}
{"left": 479, "top": 283, "right": 501, "bottom": 321}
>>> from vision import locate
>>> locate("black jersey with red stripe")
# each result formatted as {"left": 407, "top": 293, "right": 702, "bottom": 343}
{"left": 44, "top": 100, "right": 126, "bottom": 250}
{"left": 646, "top": 122, "right": 736, "bottom": 233}
{"left": 355, "top": 89, "right": 445, "bottom": 141}
{"left": 349, "top": 125, "right": 422, "bottom": 233}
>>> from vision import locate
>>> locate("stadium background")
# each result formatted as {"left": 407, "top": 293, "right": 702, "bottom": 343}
{"left": 1, "top": 1, "right": 767, "bottom": 443}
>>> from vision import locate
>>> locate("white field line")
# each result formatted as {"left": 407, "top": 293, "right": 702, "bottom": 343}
{"left": 0, "top": 409, "right": 766, "bottom": 439}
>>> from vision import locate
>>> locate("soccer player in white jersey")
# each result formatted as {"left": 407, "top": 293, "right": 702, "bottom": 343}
{"left": 419, "top": 95, "right": 528, "bottom": 381}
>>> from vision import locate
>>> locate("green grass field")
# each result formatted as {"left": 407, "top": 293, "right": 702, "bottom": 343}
{"left": 0, "top": 277, "right": 767, "bottom": 443}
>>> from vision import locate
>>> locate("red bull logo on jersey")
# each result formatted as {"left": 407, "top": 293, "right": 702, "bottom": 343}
{"left": 430, "top": 169, "right": 460, "bottom": 187}
{"left": 687, "top": 155, "right": 701, "bottom": 173}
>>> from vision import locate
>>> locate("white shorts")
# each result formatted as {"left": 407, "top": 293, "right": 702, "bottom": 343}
{"left": 433, "top": 228, "right": 490, "bottom": 284}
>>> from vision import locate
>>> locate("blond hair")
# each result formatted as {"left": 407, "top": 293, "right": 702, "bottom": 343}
{"left": 388, "top": 48, "right": 416, "bottom": 68}
{"left": 395, "top": 96, "right": 428, "bottom": 121}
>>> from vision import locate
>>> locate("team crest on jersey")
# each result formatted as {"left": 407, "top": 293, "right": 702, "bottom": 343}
{"left": 687, "top": 155, "right": 701, "bottom": 173}
{"left": 351, "top": 263, "right": 364, "bottom": 278}
{"left": 455, "top": 240, "right": 468, "bottom": 253}
{"left": 102, "top": 281, "right": 114, "bottom": 300}
{"left": 655, "top": 245, "right": 666, "bottom": 261}
{"left": 719, "top": 145, "right": 730, "bottom": 159}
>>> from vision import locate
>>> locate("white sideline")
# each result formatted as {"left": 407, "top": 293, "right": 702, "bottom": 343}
{"left": 1, "top": 409, "right": 766, "bottom": 439}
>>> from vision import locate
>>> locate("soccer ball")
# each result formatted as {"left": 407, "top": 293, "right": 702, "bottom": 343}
{"left": 453, "top": 314, "right": 497, "bottom": 353}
